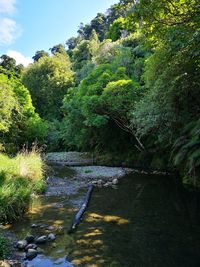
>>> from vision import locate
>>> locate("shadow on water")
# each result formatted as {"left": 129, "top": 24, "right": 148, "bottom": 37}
{"left": 69, "top": 174, "right": 200, "bottom": 267}
{"left": 4, "top": 167, "right": 200, "bottom": 267}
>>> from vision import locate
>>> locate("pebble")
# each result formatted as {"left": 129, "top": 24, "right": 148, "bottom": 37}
{"left": 35, "top": 235, "right": 47, "bottom": 244}
{"left": 46, "top": 225, "right": 55, "bottom": 231}
{"left": 25, "top": 243, "right": 37, "bottom": 251}
{"left": 112, "top": 178, "right": 118, "bottom": 185}
{"left": 48, "top": 233, "right": 56, "bottom": 241}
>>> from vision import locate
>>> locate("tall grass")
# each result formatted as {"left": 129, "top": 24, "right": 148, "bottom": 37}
{"left": 0, "top": 149, "right": 45, "bottom": 223}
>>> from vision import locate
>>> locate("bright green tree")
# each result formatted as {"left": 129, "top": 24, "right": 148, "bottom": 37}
{"left": 22, "top": 53, "right": 74, "bottom": 119}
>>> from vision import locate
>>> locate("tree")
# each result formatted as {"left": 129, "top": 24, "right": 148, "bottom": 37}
{"left": 50, "top": 44, "right": 67, "bottom": 55}
{"left": 23, "top": 53, "right": 74, "bottom": 119}
{"left": 0, "top": 74, "right": 16, "bottom": 132}
{"left": 0, "top": 55, "right": 23, "bottom": 78}
{"left": 32, "top": 50, "right": 49, "bottom": 62}
{"left": 106, "top": 17, "right": 127, "bottom": 41}
{"left": 72, "top": 40, "right": 92, "bottom": 70}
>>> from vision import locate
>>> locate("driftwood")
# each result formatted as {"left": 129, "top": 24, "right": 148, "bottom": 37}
{"left": 68, "top": 185, "right": 94, "bottom": 234}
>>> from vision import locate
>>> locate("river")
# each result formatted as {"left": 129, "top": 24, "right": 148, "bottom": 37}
{"left": 3, "top": 166, "right": 200, "bottom": 267}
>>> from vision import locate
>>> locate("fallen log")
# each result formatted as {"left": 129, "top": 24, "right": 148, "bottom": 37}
{"left": 68, "top": 185, "right": 94, "bottom": 234}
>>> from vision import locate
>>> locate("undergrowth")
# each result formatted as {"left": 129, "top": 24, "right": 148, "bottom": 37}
{"left": 0, "top": 149, "right": 46, "bottom": 223}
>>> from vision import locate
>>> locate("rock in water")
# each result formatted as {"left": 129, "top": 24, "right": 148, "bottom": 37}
{"left": 25, "top": 235, "right": 35, "bottom": 244}
{"left": 25, "top": 243, "right": 37, "bottom": 251}
{"left": 16, "top": 240, "right": 28, "bottom": 250}
{"left": 26, "top": 249, "right": 38, "bottom": 260}
{"left": 46, "top": 225, "right": 55, "bottom": 231}
{"left": 35, "top": 236, "right": 47, "bottom": 244}
{"left": 48, "top": 233, "right": 56, "bottom": 241}
{"left": 112, "top": 178, "right": 118, "bottom": 185}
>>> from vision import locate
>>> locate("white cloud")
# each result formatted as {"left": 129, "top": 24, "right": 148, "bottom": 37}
{"left": 0, "top": 0, "right": 21, "bottom": 46}
{"left": 0, "top": 0, "right": 16, "bottom": 15}
{"left": 0, "top": 18, "right": 21, "bottom": 45}
{"left": 7, "top": 50, "right": 33, "bottom": 67}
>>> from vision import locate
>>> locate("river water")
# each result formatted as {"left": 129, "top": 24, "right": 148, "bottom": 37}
{"left": 4, "top": 166, "right": 200, "bottom": 267}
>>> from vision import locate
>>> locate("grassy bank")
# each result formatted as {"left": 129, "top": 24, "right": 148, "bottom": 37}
{"left": 0, "top": 150, "right": 45, "bottom": 223}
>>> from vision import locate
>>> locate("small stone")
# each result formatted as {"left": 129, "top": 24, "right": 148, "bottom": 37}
{"left": 26, "top": 248, "right": 38, "bottom": 260}
{"left": 40, "top": 224, "right": 47, "bottom": 229}
{"left": 16, "top": 239, "right": 28, "bottom": 250}
{"left": 46, "top": 225, "right": 55, "bottom": 231}
{"left": 25, "top": 243, "right": 37, "bottom": 251}
{"left": 112, "top": 178, "right": 118, "bottom": 185}
{"left": 48, "top": 233, "right": 56, "bottom": 241}
{"left": 31, "top": 223, "right": 39, "bottom": 228}
{"left": 25, "top": 235, "right": 35, "bottom": 244}
{"left": 97, "top": 179, "right": 103, "bottom": 185}
{"left": 35, "top": 235, "right": 47, "bottom": 244}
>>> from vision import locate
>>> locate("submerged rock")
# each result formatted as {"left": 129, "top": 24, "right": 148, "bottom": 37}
{"left": 35, "top": 235, "right": 47, "bottom": 244}
{"left": 25, "top": 244, "right": 37, "bottom": 251}
{"left": 26, "top": 249, "right": 38, "bottom": 260}
{"left": 16, "top": 240, "right": 27, "bottom": 250}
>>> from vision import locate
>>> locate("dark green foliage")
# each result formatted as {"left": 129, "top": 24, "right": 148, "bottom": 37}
{"left": 50, "top": 44, "right": 67, "bottom": 55}
{"left": 32, "top": 50, "right": 49, "bottom": 62}
{"left": 0, "top": 55, "right": 24, "bottom": 78}
{"left": 0, "top": 235, "right": 9, "bottom": 259}
{"left": 172, "top": 119, "right": 200, "bottom": 188}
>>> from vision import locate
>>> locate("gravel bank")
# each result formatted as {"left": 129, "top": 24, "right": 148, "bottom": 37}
{"left": 70, "top": 166, "right": 133, "bottom": 180}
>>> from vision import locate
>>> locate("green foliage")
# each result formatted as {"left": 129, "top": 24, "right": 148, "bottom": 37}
{"left": 50, "top": 44, "right": 67, "bottom": 55}
{"left": 22, "top": 53, "right": 74, "bottom": 119}
{"left": 0, "top": 55, "right": 24, "bottom": 78}
{"left": 0, "top": 74, "right": 17, "bottom": 132}
{"left": 172, "top": 119, "right": 200, "bottom": 188}
{"left": 0, "top": 73, "right": 48, "bottom": 152}
{"left": 72, "top": 40, "right": 92, "bottom": 71}
{"left": 0, "top": 235, "right": 9, "bottom": 259}
{"left": 106, "top": 17, "right": 127, "bottom": 41}
{"left": 0, "top": 150, "right": 45, "bottom": 222}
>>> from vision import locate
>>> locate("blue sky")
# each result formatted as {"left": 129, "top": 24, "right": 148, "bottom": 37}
{"left": 0, "top": 0, "right": 118, "bottom": 66}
